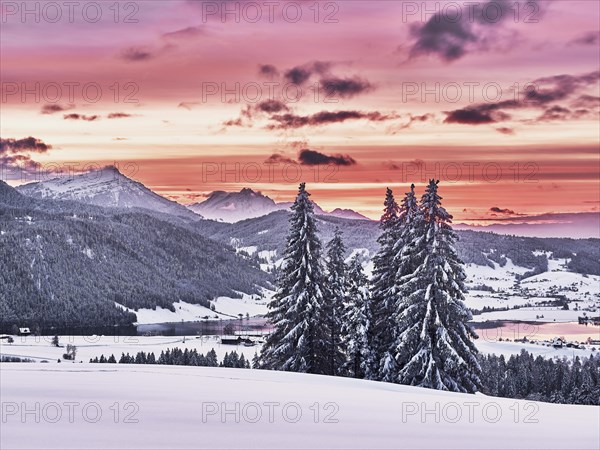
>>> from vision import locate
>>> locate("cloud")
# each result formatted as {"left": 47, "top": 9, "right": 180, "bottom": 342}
{"left": 255, "top": 99, "right": 290, "bottom": 114}
{"left": 298, "top": 149, "right": 356, "bottom": 166}
{"left": 407, "top": 0, "right": 542, "bottom": 62}
{"left": 120, "top": 47, "right": 154, "bottom": 62}
{"left": 320, "top": 76, "right": 373, "bottom": 98}
{"left": 63, "top": 114, "right": 99, "bottom": 121}
{"left": 267, "top": 110, "right": 398, "bottom": 129}
{"left": 222, "top": 118, "right": 244, "bottom": 127}
{"left": 408, "top": 13, "right": 477, "bottom": 62}
{"left": 107, "top": 112, "right": 133, "bottom": 119}
{"left": 284, "top": 67, "right": 312, "bottom": 85}
{"left": 162, "top": 26, "right": 205, "bottom": 40}
{"left": 264, "top": 148, "right": 357, "bottom": 166}
{"left": 535, "top": 105, "right": 571, "bottom": 122}
{"left": 523, "top": 71, "right": 600, "bottom": 105}
{"left": 533, "top": 105, "right": 597, "bottom": 123}
{"left": 41, "top": 103, "right": 74, "bottom": 115}
{"left": 450, "top": 110, "right": 496, "bottom": 124}
{"left": 0, "top": 137, "right": 52, "bottom": 154}
{"left": 264, "top": 153, "right": 295, "bottom": 164}
{"left": 222, "top": 100, "right": 290, "bottom": 128}
{"left": 258, "top": 64, "right": 279, "bottom": 78}
{"left": 571, "top": 95, "right": 600, "bottom": 108}
{"left": 443, "top": 70, "right": 600, "bottom": 126}
{"left": 388, "top": 113, "right": 435, "bottom": 133}
{"left": 0, "top": 137, "right": 53, "bottom": 175}
{"left": 490, "top": 206, "right": 517, "bottom": 215}
{"left": 284, "top": 61, "right": 333, "bottom": 85}
{"left": 568, "top": 31, "right": 600, "bottom": 46}
{"left": 495, "top": 127, "right": 514, "bottom": 135}
{"left": 444, "top": 103, "right": 515, "bottom": 124}
{"left": 178, "top": 102, "right": 200, "bottom": 110}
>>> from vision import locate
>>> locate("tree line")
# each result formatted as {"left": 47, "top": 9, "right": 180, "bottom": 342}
{"left": 479, "top": 350, "right": 600, "bottom": 405}
{"left": 90, "top": 347, "right": 250, "bottom": 368}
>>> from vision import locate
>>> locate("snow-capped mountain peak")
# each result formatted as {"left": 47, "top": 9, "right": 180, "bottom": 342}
{"left": 188, "top": 188, "right": 280, "bottom": 222}
{"left": 16, "top": 166, "right": 200, "bottom": 220}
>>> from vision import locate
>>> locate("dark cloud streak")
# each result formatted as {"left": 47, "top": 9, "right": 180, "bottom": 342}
{"left": 298, "top": 149, "right": 356, "bottom": 166}
{"left": 267, "top": 110, "right": 398, "bottom": 129}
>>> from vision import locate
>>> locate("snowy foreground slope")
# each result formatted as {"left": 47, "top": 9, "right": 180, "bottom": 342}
{"left": 1, "top": 364, "right": 598, "bottom": 450}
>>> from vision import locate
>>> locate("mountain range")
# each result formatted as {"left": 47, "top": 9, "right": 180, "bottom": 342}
{"left": 15, "top": 168, "right": 598, "bottom": 238}
{"left": 3, "top": 168, "right": 599, "bottom": 331}
{"left": 455, "top": 213, "right": 600, "bottom": 239}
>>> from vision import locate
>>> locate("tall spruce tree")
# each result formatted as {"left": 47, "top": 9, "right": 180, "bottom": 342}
{"left": 369, "top": 188, "right": 400, "bottom": 380}
{"left": 342, "top": 256, "right": 373, "bottom": 379}
{"left": 380, "top": 183, "right": 420, "bottom": 382}
{"left": 394, "top": 180, "right": 481, "bottom": 393}
{"left": 259, "top": 183, "right": 329, "bottom": 374}
{"left": 324, "top": 228, "right": 347, "bottom": 376}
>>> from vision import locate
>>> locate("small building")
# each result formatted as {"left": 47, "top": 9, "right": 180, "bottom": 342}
{"left": 221, "top": 335, "right": 243, "bottom": 345}
{"left": 18, "top": 327, "right": 31, "bottom": 336}
{"left": 552, "top": 337, "right": 564, "bottom": 349}
{"left": 220, "top": 335, "right": 253, "bottom": 345}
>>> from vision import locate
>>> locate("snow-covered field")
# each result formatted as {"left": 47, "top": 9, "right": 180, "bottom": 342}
{"left": 469, "top": 306, "right": 587, "bottom": 323}
{"left": 0, "top": 335, "right": 261, "bottom": 364}
{"left": 1, "top": 364, "right": 598, "bottom": 450}
{"left": 463, "top": 257, "right": 599, "bottom": 325}
{"left": 116, "top": 301, "right": 230, "bottom": 323}
{"left": 1, "top": 335, "right": 595, "bottom": 366}
{"left": 475, "top": 339, "right": 596, "bottom": 359}
{"left": 464, "top": 257, "right": 600, "bottom": 301}
{"left": 211, "top": 291, "right": 270, "bottom": 317}
{"left": 116, "top": 290, "right": 273, "bottom": 325}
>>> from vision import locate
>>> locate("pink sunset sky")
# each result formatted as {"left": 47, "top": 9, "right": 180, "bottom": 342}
{"left": 1, "top": 0, "right": 599, "bottom": 222}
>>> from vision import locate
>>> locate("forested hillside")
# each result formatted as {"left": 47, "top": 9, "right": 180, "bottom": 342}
{"left": 198, "top": 210, "right": 600, "bottom": 276}
{"left": 0, "top": 182, "right": 271, "bottom": 331}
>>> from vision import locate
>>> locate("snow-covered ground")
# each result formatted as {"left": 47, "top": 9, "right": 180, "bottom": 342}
{"left": 116, "top": 290, "right": 273, "bottom": 325}
{"left": 464, "top": 257, "right": 600, "bottom": 302}
{"left": 475, "top": 339, "right": 597, "bottom": 359}
{"left": 470, "top": 306, "right": 586, "bottom": 323}
{"left": 211, "top": 292, "right": 269, "bottom": 317}
{"left": 1, "top": 364, "right": 598, "bottom": 450}
{"left": 116, "top": 301, "right": 229, "bottom": 323}
{"left": 463, "top": 256, "right": 599, "bottom": 325}
{"left": 0, "top": 335, "right": 262, "bottom": 364}
{"left": 464, "top": 259, "right": 530, "bottom": 291}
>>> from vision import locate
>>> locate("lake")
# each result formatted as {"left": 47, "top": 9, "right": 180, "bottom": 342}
{"left": 137, "top": 318, "right": 600, "bottom": 343}
{"left": 472, "top": 321, "right": 600, "bottom": 343}
{"left": 137, "top": 317, "right": 273, "bottom": 336}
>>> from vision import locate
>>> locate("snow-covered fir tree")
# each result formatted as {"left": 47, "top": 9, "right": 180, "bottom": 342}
{"left": 259, "top": 183, "right": 329, "bottom": 374}
{"left": 323, "top": 228, "right": 348, "bottom": 376}
{"left": 380, "top": 183, "right": 420, "bottom": 382}
{"left": 342, "top": 256, "right": 373, "bottom": 379}
{"left": 394, "top": 179, "right": 481, "bottom": 393}
{"left": 369, "top": 188, "right": 400, "bottom": 380}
